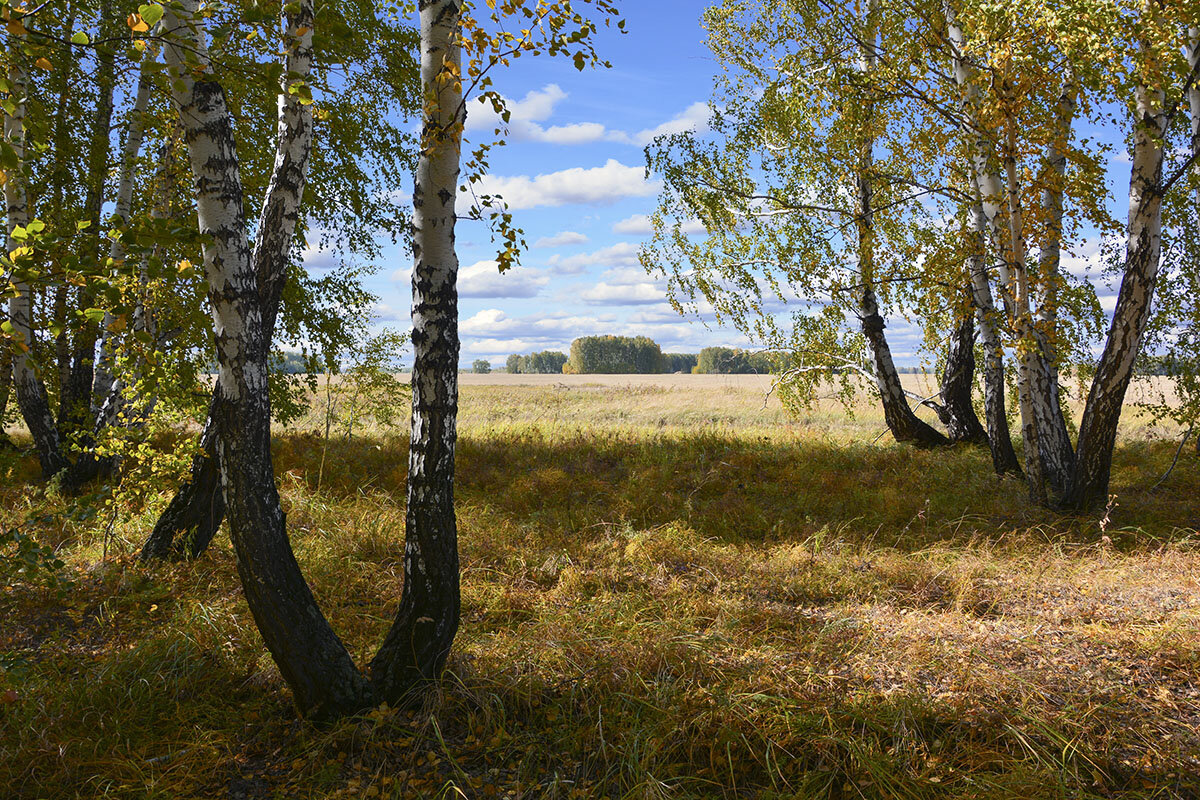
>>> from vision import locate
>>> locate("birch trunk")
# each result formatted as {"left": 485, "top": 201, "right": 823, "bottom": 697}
{"left": 854, "top": 0, "right": 947, "bottom": 448}
{"left": 144, "top": 1, "right": 315, "bottom": 559}
{"left": 4, "top": 51, "right": 68, "bottom": 478}
{"left": 946, "top": 4, "right": 1050, "bottom": 497}
{"left": 1029, "top": 79, "right": 1079, "bottom": 491}
{"left": 1063, "top": 68, "right": 1166, "bottom": 510}
{"left": 968, "top": 177, "right": 1021, "bottom": 474}
{"left": 939, "top": 294, "right": 988, "bottom": 445}
{"left": 163, "top": 0, "right": 372, "bottom": 718}
{"left": 369, "top": 0, "right": 464, "bottom": 700}
{"left": 1003, "top": 145, "right": 1052, "bottom": 503}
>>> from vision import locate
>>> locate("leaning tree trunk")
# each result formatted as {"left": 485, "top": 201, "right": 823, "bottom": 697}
{"left": 853, "top": 0, "right": 947, "bottom": 449}
{"left": 968, "top": 177, "right": 1021, "bottom": 474}
{"left": 368, "top": 0, "right": 464, "bottom": 702}
{"left": 4, "top": 49, "right": 68, "bottom": 478}
{"left": 860, "top": 287, "right": 949, "bottom": 446}
{"left": 939, "top": 296, "right": 989, "bottom": 445}
{"left": 144, "top": 0, "right": 315, "bottom": 560}
{"left": 163, "top": 0, "right": 372, "bottom": 719}
{"left": 1063, "top": 67, "right": 1166, "bottom": 510}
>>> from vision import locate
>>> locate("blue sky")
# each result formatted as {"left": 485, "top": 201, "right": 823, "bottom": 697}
{"left": 319, "top": 3, "right": 757, "bottom": 368}
{"left": 302, "top": 2, "right": 1133, "bottom": 370}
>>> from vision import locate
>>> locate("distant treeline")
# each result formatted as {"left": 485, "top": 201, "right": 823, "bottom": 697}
{"left": 506, "top": 350, "right": 569, "bottom": 374}
{"left": 506, "top": 338, "right": 798, "bottom": 374}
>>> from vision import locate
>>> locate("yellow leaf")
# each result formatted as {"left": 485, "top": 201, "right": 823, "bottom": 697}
{"left": 127, "top": 13, "right": 149, "bottom": 33}
{"left": 34, "top": 57, "right": 52, "bottom": 71}
{"left": 6, "top": 18, "right": 27, "bottom": 36}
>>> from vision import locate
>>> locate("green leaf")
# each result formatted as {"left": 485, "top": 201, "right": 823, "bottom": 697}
{"left": 137, "top": 3, "right": 164, "bottom": 26}
{"left": 83, "top": 308, "right": 107, "bottom": 323}
{"left": 70, "top": 31, "right": 90, "bottom": 45}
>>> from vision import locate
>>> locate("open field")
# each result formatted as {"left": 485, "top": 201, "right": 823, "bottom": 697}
{"left": 2, "top": 378, "right": 1199, "bottom": 798}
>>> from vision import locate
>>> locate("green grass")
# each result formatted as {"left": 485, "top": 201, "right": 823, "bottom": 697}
{"left": 2, "top": 379, "right": 1199, "bottom": 798}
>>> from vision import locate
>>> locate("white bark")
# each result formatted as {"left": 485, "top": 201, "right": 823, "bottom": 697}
{"left": 369, "top": 0, "right": 465, "bottom": 695}
{"left": 161, "top": 0, "right": 262, "bottom": 402}
{"left": 1067, "top": 47, "right": 1167, "bottom": 509}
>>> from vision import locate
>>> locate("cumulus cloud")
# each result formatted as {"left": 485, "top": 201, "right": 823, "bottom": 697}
{"left": 472, "top": 159, "right": 659, "bottom": 210}
{"left": 458, "top": 260, "right": 550, "bottom": 298}
{"left": 301, "top": 243, "right": 338, "bottom": 272}
{"left": 461, "top": 308, "right": 614, "bottom": 339}
{"left": 547, "top": 242, "right": 642, "bottom": 274}
{"left": 631, "top": 102, "right": 710, "bottom": 145}
{"left": 463, "top": 88, "right": 711, "bottom": 150}
{"left": 612, "top": 213, "right": 708, "bottom": 236}
{"left": 580, "top": 282, "right": 665, "bottom": 305}
{"left": 533, "top": 230, "right": 589, "bottom": 248}
{"left": 466, "top": 84, "right": 629, "bottom": 146}
{"left": 369, "top": 301, "right": 407, "bottom": 322}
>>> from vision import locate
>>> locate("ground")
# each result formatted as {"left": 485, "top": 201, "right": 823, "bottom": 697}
{"left": 1, "top": 375, "right": 1198, "bottom": 799}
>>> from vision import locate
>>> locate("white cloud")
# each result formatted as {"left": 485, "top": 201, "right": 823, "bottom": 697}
{"left": 301, "top": 243, "right": 338, "bottom": 272}
{"left": 466, "top": 84, "right": 629, "bottom": 146}
{"left": 632, "top": 102, "right": 710, "bottom": 146}
{"left": 612, "top": 214, "right": 655, "bottom": 235}
{"left": 458, "top": 260, "right": 549, "bottom": 298}
{"left": 548, "top": 242, "right": 642, "bottom": 274}
{"left": 580, "top": 282, "right": 666, "bottom": 305}
{"left": 461, "top": 308, "right": 614, "bottom": 339}
{"left": 473, "top": 159, "right": 659, "bottom": 210}
{"left": 533, "top": 230, "right": 589, "bottom": 249}
{"left": 612, "top": 213, "right": 707, "bottom": 236}
{"left": 628, "top": 304, "right": 683, "bottom": 324}
{"left": 369, "top": 302, "right": 407, "bottom": 322}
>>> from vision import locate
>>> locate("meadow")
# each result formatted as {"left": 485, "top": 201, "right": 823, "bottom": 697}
{"left": 2, "top": 375, "right": 1199, "bottom": 799}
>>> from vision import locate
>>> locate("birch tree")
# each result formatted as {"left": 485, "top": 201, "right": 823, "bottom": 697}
{"left": 645, "top": 0, "right": 966, "bottom": 449}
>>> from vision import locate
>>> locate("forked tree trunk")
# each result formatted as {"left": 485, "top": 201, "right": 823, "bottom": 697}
{"left": 144, "top": 0, "right": 315, "bottom": 559}
{"left": 368, "top": 0, "right": 464, "bottom": 701}
{"left": 1063, "top": 65, "right": 1166, "bottom": 510}
{"left": 4, "top": 50, "right": 68, "bottom": 478}
{"left": 968, "top": 177, "right": 1021, "bottom": 474}
{"left": 163, "top": 0, "right": 372, "bottom": 719}
{"left": 939, "top": 296, "right": 988, "bottom": 445}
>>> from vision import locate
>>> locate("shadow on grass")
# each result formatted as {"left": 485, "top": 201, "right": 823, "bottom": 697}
{"left": 277, "top": 427, "right": 1200, "bottom": 551}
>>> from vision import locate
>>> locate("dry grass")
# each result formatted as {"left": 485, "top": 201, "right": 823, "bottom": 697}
{"left": 1, "top": 379, "right": 1199, "bottom": 799}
